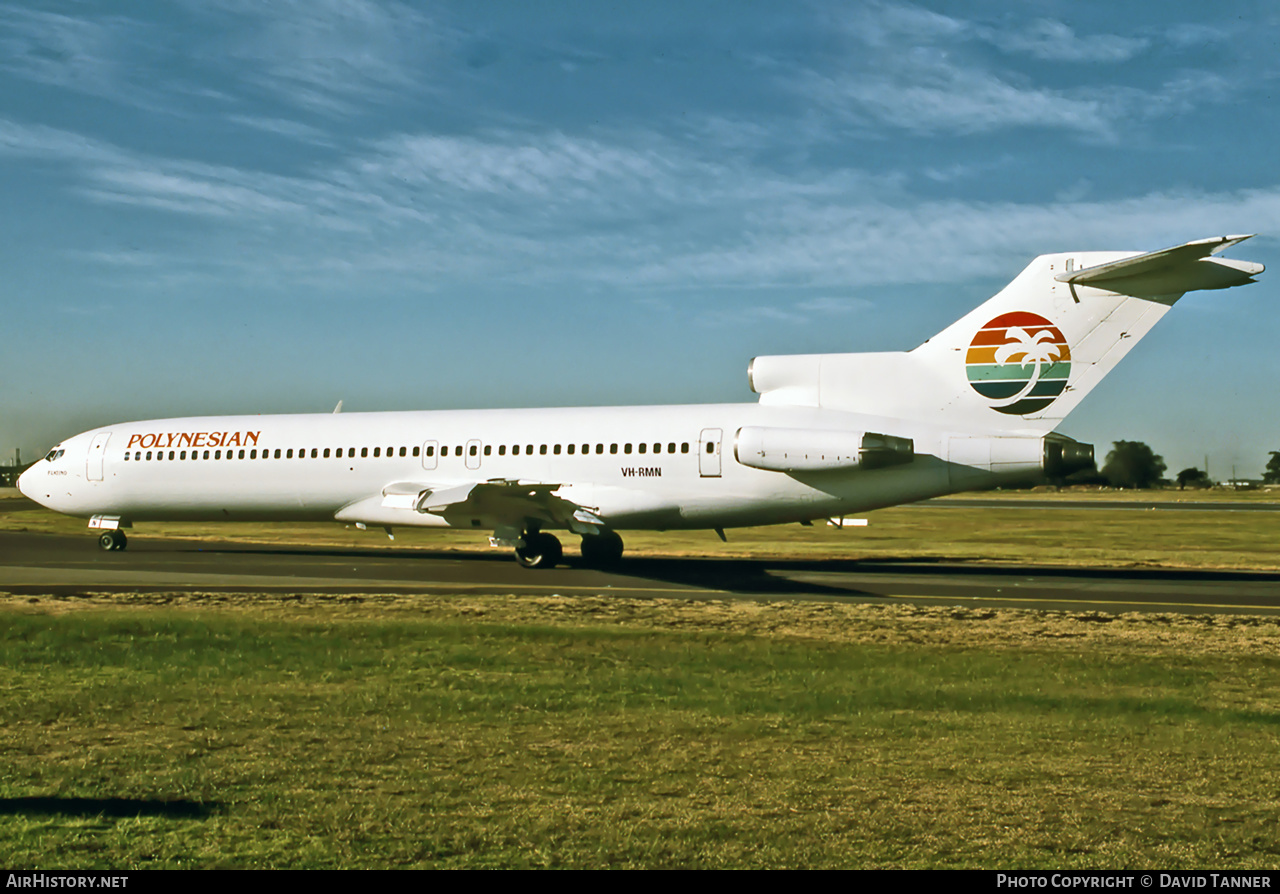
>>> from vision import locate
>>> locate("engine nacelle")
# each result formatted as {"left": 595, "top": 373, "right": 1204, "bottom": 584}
{"left": 1043, "top": 434, "right": 1095, "bottom": 478}
{"left": 946, "top": 432, "right": 1094, "bottom": 484}
{"left": 735, "top": 426, "right": 914, "bottom": 473}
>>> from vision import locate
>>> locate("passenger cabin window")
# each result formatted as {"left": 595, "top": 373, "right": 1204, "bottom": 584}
{"left": 567, "top": 444, "right": 574, "bottom": 454}
{"left": 540, "top": 445, "right": 547, "bottom": 455}
{"left": 637, "top": 443, "right": 645, "bottom": 454}
{"left": 498, "top": 445, "right": 506, "bottom": 456}
{"left": 610, "top": 444, "right": 618, "bottom": 454}
{"left": 412, "top": 446, "right": 420, "bottom": 457}
{"left": 682, "top": 443, "right": 690, "bottom": 453}
{"left": 360, "top": 448, "right": 368, "bottom": 458}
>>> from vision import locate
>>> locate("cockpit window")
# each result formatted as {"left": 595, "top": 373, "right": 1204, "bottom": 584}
{"left": 44, "top": 449, "right": 65, "bottom": 462}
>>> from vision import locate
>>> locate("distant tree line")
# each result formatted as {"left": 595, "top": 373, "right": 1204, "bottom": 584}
{"left": 1078, "top": 442, "right": 1280, "bottom": 490}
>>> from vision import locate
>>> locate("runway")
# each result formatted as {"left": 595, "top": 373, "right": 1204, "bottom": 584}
{"left": 3, "top": 530, "right": 1280, "bottom": 616}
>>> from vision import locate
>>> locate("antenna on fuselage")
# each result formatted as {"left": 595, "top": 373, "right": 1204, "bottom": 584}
{"left": 332, "top": 400, "right": 343, "bottom": 414}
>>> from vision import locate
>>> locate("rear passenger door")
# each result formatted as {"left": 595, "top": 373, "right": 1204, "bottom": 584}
{"left": 698, "top": 428, "right": 722, "bottom": 478}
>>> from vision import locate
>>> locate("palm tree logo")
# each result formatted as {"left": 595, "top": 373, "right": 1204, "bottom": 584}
{"left": 966, "top": 312, "right": 1072, "bottom": 416}
{"left": 992, "top": 326, "right": 1063, "bottom": 405}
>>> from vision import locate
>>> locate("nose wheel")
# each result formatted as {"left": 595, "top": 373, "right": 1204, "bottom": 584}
{"left": 97, "top": 530, "right": 128, "bottom": 551}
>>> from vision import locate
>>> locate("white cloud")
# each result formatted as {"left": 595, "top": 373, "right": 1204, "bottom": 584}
{"left": 802, "top": 3, "right": 1212, "bottom": 141}
{"left": 799, "top": 56, "right": 1116, "bottom": 139}
{"left": 200, "top": 0, "right": 440, "bottom": 114}
{"left": 987, "top": 19, "right": 1149, "bottom": 63}
{"left": 2, "top": 115, "right": 1275, "bottom": 303}
{"left": 0, "top": 7, "right": 125, "bottom": 95}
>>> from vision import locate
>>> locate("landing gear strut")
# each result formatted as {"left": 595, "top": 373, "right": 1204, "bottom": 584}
{"left": 97, "top": 530, "right": 127, "bottom": 551}
{"left": 579, "top": 530, "right": 624, "bottom": 567}
{"left": 514, "top": 531, "right": 562, "bottom": 569}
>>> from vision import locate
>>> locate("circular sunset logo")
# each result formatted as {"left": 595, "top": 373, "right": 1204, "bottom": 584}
{"left": 966, "top": 312, "right": 1071, "bottom": 416}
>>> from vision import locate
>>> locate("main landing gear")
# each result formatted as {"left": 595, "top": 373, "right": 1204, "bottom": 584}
{"left": 579, "top": 529, "right": 624, "bottom": 567}
{"left": 508, "top": 527, "right": 626, "bottom": 570}
{"left": 514, "top": 531, "right": 563, "bottom": 569}
{"left": 98, "top": 530, "right": 127, "bottom": 551}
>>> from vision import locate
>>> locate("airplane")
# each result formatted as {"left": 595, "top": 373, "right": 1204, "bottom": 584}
{"left": 19, "top": 235, "right": 1264, "bottom": 568}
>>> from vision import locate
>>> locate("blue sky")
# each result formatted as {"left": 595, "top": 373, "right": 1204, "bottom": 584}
{"left": 3, "top": 1, "right": 1279, "bottom": 478}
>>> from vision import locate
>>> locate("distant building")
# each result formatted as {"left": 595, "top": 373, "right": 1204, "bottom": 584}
{"left": 0, "top": 449, "right": 32, "bottom": 488}
{"left": 1222, "top": 478, "right": 1263, "bottom": 489}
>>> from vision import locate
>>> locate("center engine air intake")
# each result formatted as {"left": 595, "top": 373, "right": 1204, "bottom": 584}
{"left": 735, "top": 427, "right": 914, "bottom": 473}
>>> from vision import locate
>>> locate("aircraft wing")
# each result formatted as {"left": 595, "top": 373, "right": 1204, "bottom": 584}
{"left": 334, "top": 479, "right": 605, "bottom": 533}
{"left": 1054, "top": 235, "right": 1264, "bottom": 296}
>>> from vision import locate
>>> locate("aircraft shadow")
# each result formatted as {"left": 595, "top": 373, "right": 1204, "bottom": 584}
{"left": 0, "top": 796, "right": 219, "bottom": 819}
{"left": 177, "top": 540, "right": 1280, "bottom": 598}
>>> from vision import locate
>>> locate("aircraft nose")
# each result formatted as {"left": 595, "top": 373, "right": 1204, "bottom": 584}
{"left": 16, "top": 464, "right": 34, "bottom": 499}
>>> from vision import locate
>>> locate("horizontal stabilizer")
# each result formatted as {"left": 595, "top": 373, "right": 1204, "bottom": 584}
{"left": 1054, "top": 235, "right": 1263, "bottom": 296}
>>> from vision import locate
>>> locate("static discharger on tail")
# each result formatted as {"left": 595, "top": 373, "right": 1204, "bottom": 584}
{"left": 20, "top": 236, "right": 1265, "bottom": 567}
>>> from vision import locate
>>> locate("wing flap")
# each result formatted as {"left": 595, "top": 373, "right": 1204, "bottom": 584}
{"left": 336, "top": 478, "right": 604, "bottom": 533}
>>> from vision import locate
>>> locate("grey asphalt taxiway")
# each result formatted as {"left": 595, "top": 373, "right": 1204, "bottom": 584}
{"left": 3, "top": 529, "right": 1280, "bottom": 616}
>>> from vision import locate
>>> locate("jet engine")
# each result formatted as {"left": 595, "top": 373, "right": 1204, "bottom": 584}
{"left": 734, "top": 426, "right": 914, "bottom": 473}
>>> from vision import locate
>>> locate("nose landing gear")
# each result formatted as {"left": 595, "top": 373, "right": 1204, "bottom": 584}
{"left": 97, "top": 530, "right": 128, "bottom": 551}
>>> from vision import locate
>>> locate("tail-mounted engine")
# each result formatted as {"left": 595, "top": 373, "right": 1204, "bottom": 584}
{"left": 1043, "top": 433, "right": 1095, "bottom": 478}
{"left": 735, "top": 426, "right": 914, "bottom": 473}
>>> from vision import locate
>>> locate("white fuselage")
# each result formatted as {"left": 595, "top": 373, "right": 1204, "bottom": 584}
{"left": 19, "top": 402, "right": 979, "bottom": 532}
{"left": 19, "top": 236, "right": 1264, "bottom": 549}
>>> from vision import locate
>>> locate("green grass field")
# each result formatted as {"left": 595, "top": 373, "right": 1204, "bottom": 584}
{"left": 3, "top": 593, "right": 1280, "bottom": 868}
{"left": 4, "top": 489, "right": 1280, "bottom": 868}
{"left": 5, "top": 487, "right": 1280, "bottom": 570}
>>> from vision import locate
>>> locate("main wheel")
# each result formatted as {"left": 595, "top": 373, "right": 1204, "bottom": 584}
{"left": 515, "top": 532, "right": 562, "bottom": 569}
{"left": 580, "top": 530, "right": 624, "bottom": 567}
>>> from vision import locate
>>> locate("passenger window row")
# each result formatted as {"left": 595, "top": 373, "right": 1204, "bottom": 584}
{"left": 424, "top": 442, "right": 691, "bottom": 458}
{"left": 124, "top": 441, "right": 696, "bottom": 462}
{"left": 124, "top": 446, "right": 421, "bottom": 462}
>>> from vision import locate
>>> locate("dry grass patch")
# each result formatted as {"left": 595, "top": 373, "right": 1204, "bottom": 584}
{"left": 3, "top": 592, "right": 1280, "bottom": 868}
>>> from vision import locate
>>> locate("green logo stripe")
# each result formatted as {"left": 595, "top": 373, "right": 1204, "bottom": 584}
{"left": 965, "top": 361, "right": 1072, "bottom": 382}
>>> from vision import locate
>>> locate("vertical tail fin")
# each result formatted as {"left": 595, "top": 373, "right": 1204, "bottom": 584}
{"left": 911, "top": 235, "right": 1262, "bottom": 432}
{"left": 751, "top": 236, "right": 1263, "bottom": 435}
